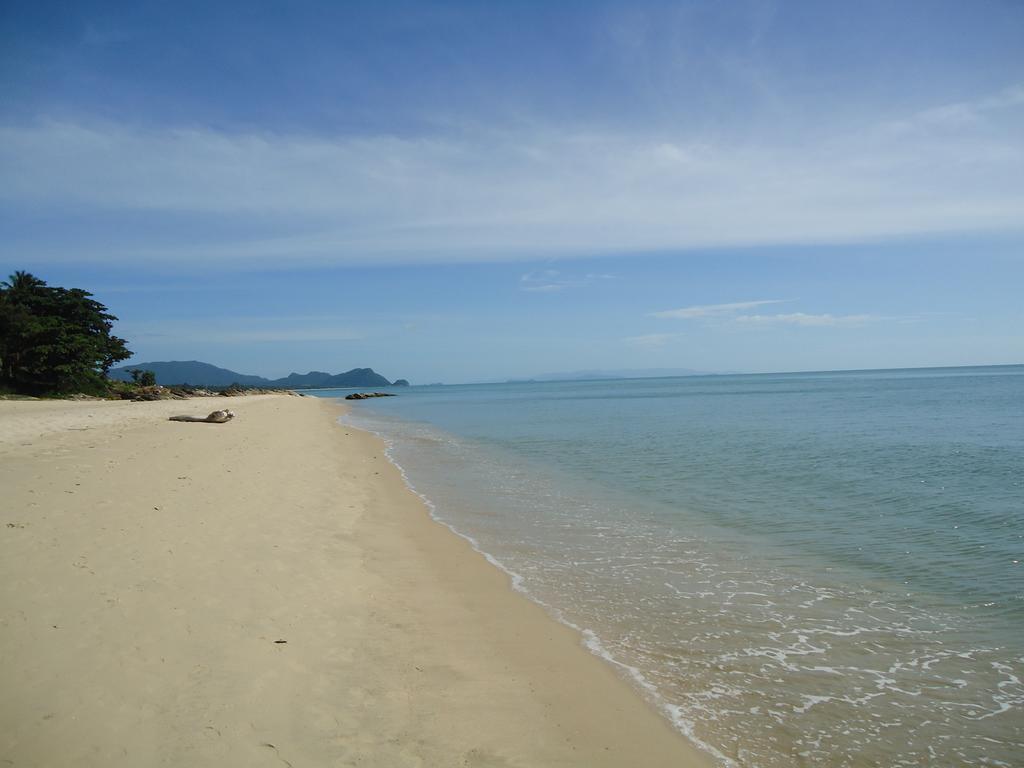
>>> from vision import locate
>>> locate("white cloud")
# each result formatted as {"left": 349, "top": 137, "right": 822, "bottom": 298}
{"left": 734, "top": 313, "right": 877, "bottom": 327}
{"left": 884, "top": 84, "right": 1024, "bottom": 133}
{"left": 647, "top": 301, "right": 887, "bottom": 330}
{"left": 651, "top": 299, "right": 786, "bottom": 319}
{"left": 521, "top": 269, "right": 567, "bottom": 292}
{"left": 2, "top": 83, "right": 1023, "bottom": 268}
{"left": 624, "top": 332, "right": 681, "bottom": 347}
{"left": 520, "top": 270, "right": 614, "bottom": 292}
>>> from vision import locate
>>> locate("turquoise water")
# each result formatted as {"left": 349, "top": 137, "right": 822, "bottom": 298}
{"left": 319, "top": 366, "right": 1023, "bottom": 766}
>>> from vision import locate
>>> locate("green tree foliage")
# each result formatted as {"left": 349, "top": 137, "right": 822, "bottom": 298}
{"left": 128, "top": 368, "right": 157, "bottom": 387}
{"left": 0, "top": 271, "right": 132, "bottom": 394}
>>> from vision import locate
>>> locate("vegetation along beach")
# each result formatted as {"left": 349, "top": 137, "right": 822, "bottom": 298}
{"left": 3, "top": 2, "right": 1023, "bottom": 766}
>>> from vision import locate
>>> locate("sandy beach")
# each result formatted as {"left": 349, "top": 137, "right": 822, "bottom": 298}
{"left": 0, "top": 394, "right": 708, "bottom": 767}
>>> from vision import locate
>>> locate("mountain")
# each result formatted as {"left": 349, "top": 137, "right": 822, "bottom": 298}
{"left": 108, "top": 360, "right": 400, "bottom": 388}
{"left": 274, "top": 368, "right": 392, "bottom": 388}
{"left": 108, "top": 361, "right": 268, "bottom": 387}
{"left": 274, "top": 371, "right": 334, "bottom": 388}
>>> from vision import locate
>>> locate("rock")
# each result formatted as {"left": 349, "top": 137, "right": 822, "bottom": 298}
{"left": 344, "top": 392, "right": 396, "bottom": 400}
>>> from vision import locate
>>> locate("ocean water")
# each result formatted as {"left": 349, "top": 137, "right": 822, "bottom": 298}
{"left": 317, "top": 366, "right": 1023, "bottom": 767}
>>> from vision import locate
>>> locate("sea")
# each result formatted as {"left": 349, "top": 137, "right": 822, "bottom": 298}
{"left": 314, "top": 365, "right": 1023, "bottom": 767}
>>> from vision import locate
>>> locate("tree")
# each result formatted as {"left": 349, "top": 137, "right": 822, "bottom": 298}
{"left": 128, "top": 368, "right": 157, "bottom": 387}
{"left": 4, "top": 271, "right": 45, "bottom": 294}
{"left": 0, "top": 272, "right": 132, "bottom": 394}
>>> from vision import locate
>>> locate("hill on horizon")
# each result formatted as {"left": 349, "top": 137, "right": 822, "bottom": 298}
{"left": 108, "top": 360, "right": 405, "bottom": 389}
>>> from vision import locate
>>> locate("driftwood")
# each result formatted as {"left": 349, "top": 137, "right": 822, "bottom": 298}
{"left": 168, "top": 409, "right": 235, "bottom": 423}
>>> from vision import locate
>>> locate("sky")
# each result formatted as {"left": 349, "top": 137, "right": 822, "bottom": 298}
{"left": 1, "top": 0, "right": 1022, "bottom": 384}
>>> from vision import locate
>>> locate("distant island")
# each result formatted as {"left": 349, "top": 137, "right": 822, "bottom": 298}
{"left": 108, "top": 360, "right": 409, "bottom": 389}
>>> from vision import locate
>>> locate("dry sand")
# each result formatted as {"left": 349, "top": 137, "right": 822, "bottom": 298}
{"left": 0, "top": 394, "right": 709, "bottom": 767}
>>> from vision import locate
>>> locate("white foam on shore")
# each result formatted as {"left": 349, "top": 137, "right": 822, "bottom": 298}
{"left": 339, "top": 411, "right": 733, "bottom": 766}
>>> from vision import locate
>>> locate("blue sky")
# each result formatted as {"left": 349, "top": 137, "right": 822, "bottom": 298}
{"left": 2, "top": 1, "right": 1022, "bottom": 383}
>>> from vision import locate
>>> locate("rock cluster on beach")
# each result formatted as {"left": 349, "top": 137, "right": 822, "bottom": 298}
{"left": 344, "top": 392, "right": 396, "bottom": 400}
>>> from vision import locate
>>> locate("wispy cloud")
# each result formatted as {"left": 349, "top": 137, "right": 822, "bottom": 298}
{"left": 734, "top": 312, "right": 877, "bottom": 327}
{"left": 884, "top": 84, "right": 1024, "bottom": 133}
{"left": 651, "top": 299, "right": 786, "bottom": 319}
{"left": 520, "top": 270, "right": 614, "bottom": 292}
{"left": 2, "top": 82, "right": 1022, "bottom": 269}
{"left": 624, "top": 332, "right": 681, "bottom": 348}
{"left": 649, "top": 301, "right": 888, "bottom": 329}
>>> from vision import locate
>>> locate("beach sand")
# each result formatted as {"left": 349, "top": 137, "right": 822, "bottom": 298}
{"left": 0, "top": 394, "right": 709, "bottom": 767}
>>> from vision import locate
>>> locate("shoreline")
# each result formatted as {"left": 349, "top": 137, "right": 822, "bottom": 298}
{"left": 343, "top": 407, "right": 734, "bottom": 764}
{"left": 0, "top": 394, "right": 709, "bottom": 766}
